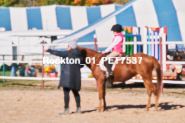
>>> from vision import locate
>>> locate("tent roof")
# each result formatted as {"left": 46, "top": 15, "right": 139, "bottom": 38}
{"left": 52, "top": 0, "right": 185, "bottom": 48}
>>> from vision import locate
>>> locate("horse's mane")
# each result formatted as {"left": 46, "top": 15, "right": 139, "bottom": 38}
{"left": 77, "top": 46, "right": 102, "bottom": 68}
{"left": 77, "top": 46, "right": 101, "bottom": 56}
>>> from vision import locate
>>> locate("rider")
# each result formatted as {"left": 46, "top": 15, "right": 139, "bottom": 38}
{"left": 102, "top": 24, "right": 123, "bottom": 77}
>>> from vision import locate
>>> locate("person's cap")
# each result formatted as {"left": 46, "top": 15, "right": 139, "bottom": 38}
{"left": 68, "top": 39, "right": 78, "bottom": 49}
{"left": 111, "top": 24, "right": 122, "bottom": 32}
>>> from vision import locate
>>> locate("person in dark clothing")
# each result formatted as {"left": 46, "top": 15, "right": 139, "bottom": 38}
{"left": 10, "top": 56, "right": 18, "bottom": 76}
{"left": 18, "top": 63, "right": 25, "bottom": 77}
{"left": 183, "top": 51, "right": 185, "bottom": 60}
{"left": 63, "top": 87, "right": 80, "bottom": 109}
{"left": 174, "top": 52, "right": 182, "bottom": 61}
{"left": 10, "top": 63, "right": 18, "bottom": 76}
{"left": 44, "top": 39, "right": 84, "bottom": 115}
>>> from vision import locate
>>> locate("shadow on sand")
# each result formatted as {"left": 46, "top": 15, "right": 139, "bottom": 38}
{"left": 80, "top": 82, "right": 185, "bottom": 114}
{"left": 81, "top": 102, "right": 185, "bottom": 113}
{"left": 112, "top": 82, "right": 185, "bottom": 89}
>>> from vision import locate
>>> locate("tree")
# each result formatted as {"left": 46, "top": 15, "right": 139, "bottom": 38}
{"left": 74, "top": 0, "right": 86, "bottom": 5}
{"left": 74, "top": 0, "right": 112, "bottom": 6}
{"left": 0, "top": 0, "right": 19, "bottom": 7}
{"left": 113, "top": 0, "right": 130, "bottom": 5}
{"left": 0, "top": 0, "right": 130, "bottom": 7}
{"left": 57, "top": 0, "right": 74, "bottom": 5}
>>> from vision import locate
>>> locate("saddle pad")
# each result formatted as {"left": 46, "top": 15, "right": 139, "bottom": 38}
{"left": 99, "top": 57, "right": 125, "bottom": 72}
{"left": 111, "top": 57, "right": 125, "bottom": 71}
{"left": 99, "top": 58, "right": 107, "bottom": 71}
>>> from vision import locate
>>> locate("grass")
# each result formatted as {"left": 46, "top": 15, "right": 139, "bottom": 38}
{"left": 0, "top": 71, "right": 11, "bottom": 76}
{"left": 0, "top": 80, "right": 57, "bottom": 90}
{"left": 0, "top": 70, "right": 58, "bottom": 90}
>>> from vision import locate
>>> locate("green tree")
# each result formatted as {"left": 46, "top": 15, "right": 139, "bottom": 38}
{"left": 0, "top": 0, "right": 131, "bottom": 7}
{"left": 0, "top": 0, "right": 19, "bottom": 7}
{"left": 113, "top": 0, "right": 130, "bottom": 5}
{"left": 43, "top": 0, "right": 56, "bottom": 5}
{"left": 57, "top": 0, "right": 74, "bottom": 5}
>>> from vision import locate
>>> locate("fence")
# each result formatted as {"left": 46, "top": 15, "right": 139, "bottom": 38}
{"left": 0, "top": 26, "right": 185, "bottom": 89}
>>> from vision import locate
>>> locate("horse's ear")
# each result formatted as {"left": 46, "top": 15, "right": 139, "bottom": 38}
{"left": 80, "top": 49, "right": 87, "bottom": 57}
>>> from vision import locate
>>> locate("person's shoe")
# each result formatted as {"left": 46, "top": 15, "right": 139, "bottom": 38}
{"left": 74, "top": 107, "right": 81, "bottom": 114}
{"left": 59, "top": 108, "right": 70, "bottom": 115}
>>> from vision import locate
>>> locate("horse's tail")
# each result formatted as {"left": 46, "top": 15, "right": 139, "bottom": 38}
{"left": 153, "top": 58, "right": 162, "bottom": 94}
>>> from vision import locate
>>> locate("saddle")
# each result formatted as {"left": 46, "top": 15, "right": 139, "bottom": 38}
{"left": 104, "top": 52, "right": 125, "bottom": 77}
{"left": 104, "top": 52, "right": 125, "bottom": 59}
{"left": 118, "top": 52, "right": 126, "bottom": 57}
{"left": 104, "top": 52, "right": 125, "bottom": 62}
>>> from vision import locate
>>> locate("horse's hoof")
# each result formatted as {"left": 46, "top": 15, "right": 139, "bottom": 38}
{"left": 97, "top": 108, "right": 102, "bottom": 112}
{"left": 97, "top": 108, "right": 105, "bottom": 112}
{"left": 96, "top": 109, "right": 100, "bottom": 112}
{"left": 145, "top": 106, "right": 150, "bottom": 111}
{"left": 101, "top": 108, "right": 105, "bottom": 112}
{"left": 154, "top": 108, "right": 158, "bottom": 111}
{"left": 145, "top": 108, "right": 149, "bottom": 111}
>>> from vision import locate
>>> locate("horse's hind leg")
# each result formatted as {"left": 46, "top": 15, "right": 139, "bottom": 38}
{"left": 145, "top": 79, "right": 160, "bottom": 111}
{"left": 143, "top": 81, "right": 152, "bottom": 111}
{"left": 143, "top": 74, "right": 157, "bottom": 110}
{"left": 144, "top": 78, "right": 160, "bottom": 111}
{"left": 154, "top": 94, "right": 159, "bottom": 111}
{"left": 153, "top": 86, "right": 160, "bottom": 111}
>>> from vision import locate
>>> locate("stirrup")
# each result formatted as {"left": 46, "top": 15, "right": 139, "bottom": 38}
{"left": 104, "top": 72, "right": 109, "bottom": 77}
{"left": 109, "top": 72, "right": 113, "bottom": 76}
{"left": 104, "top": 72, "right": 113, "bottom": 78}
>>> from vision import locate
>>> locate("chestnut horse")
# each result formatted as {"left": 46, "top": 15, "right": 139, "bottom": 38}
{"left": 78, "top": 47, "right": 162, "bottom": 111}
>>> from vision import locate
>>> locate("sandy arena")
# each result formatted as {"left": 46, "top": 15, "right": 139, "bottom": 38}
{"left": 0, "top": 80, "right": 185, "bottom": 123}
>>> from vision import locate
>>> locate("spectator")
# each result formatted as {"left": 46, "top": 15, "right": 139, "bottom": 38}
{"left": 25, "top": 64, "right": 30, "bottom": 77}
{"left": 19, "top": 64, "right": 25, "bottom": 77}
{"left": 183, "top": 51, "right": 185, "bottom": 59}
{"left": 29, "top": 66, "right": 36, "bottom": 77}
{"left": 10, "top": 56, "right": 18, "bottom": 76}
{"left": 173, "top": 52, "right": 178, "bottom": 61}
{"left": 19, "top": 56, "right": 26, "bottom": 77}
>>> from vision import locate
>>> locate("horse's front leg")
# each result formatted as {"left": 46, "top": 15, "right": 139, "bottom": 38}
{"left": 97, "top": 80, "right": 106, "bottom": 112}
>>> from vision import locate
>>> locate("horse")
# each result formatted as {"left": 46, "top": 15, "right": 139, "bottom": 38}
{"left": 77, "top": 47, "right": 162, "bottom": 112}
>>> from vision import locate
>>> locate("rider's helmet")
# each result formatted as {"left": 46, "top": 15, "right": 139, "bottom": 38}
{"left": 111, "top": 24, "right": 122, "bottom": 33}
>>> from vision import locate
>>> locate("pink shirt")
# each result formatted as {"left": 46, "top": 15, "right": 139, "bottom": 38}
{"left": 105, "top": 33, "right": 123, "bottom": 53}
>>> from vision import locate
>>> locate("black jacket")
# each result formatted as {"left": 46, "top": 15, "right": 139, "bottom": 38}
{"left": 47, "top": 48, "right": 84, "bottom": 91}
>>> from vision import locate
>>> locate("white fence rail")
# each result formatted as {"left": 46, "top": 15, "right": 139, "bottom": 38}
{"left": 0, "top": 76, "right": 185, "bottom": 84}
{"left": 0, "top": 41, "right": 184, "bottom": 47}
{"left": 0, "top": 40, "right": 185, "bottom": 87}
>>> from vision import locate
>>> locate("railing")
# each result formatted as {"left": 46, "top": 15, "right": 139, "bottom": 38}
{"left": 0, "top": 40, "right": 185, "bottom": 88}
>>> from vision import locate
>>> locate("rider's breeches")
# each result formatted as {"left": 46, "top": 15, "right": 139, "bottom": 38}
{"left": 63, "top": 87, "right": 80, "bottom": 109}
{"left": 105, "top": 52, "right": 120, "bottom": 74}
{"left": 106, "top": 52, "right": 120, "bottom": 58}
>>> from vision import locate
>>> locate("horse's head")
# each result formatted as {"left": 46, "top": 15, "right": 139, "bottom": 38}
{"left": 77, "top": 47, "right": 102, "bottom": 69}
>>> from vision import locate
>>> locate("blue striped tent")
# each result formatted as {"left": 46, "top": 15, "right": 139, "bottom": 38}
{"left": 0, "top": 0, "right": 184, "bottom": 50}
{"left": 0, "top": 4, "right": 121, "bottom": 32}
{"left": 52, "top": 0, "right": 185, "bottom": 50}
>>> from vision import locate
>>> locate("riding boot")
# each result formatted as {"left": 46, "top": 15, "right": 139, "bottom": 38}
{"left": 105, "top": 61, "right": 113, "bottom": 77}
